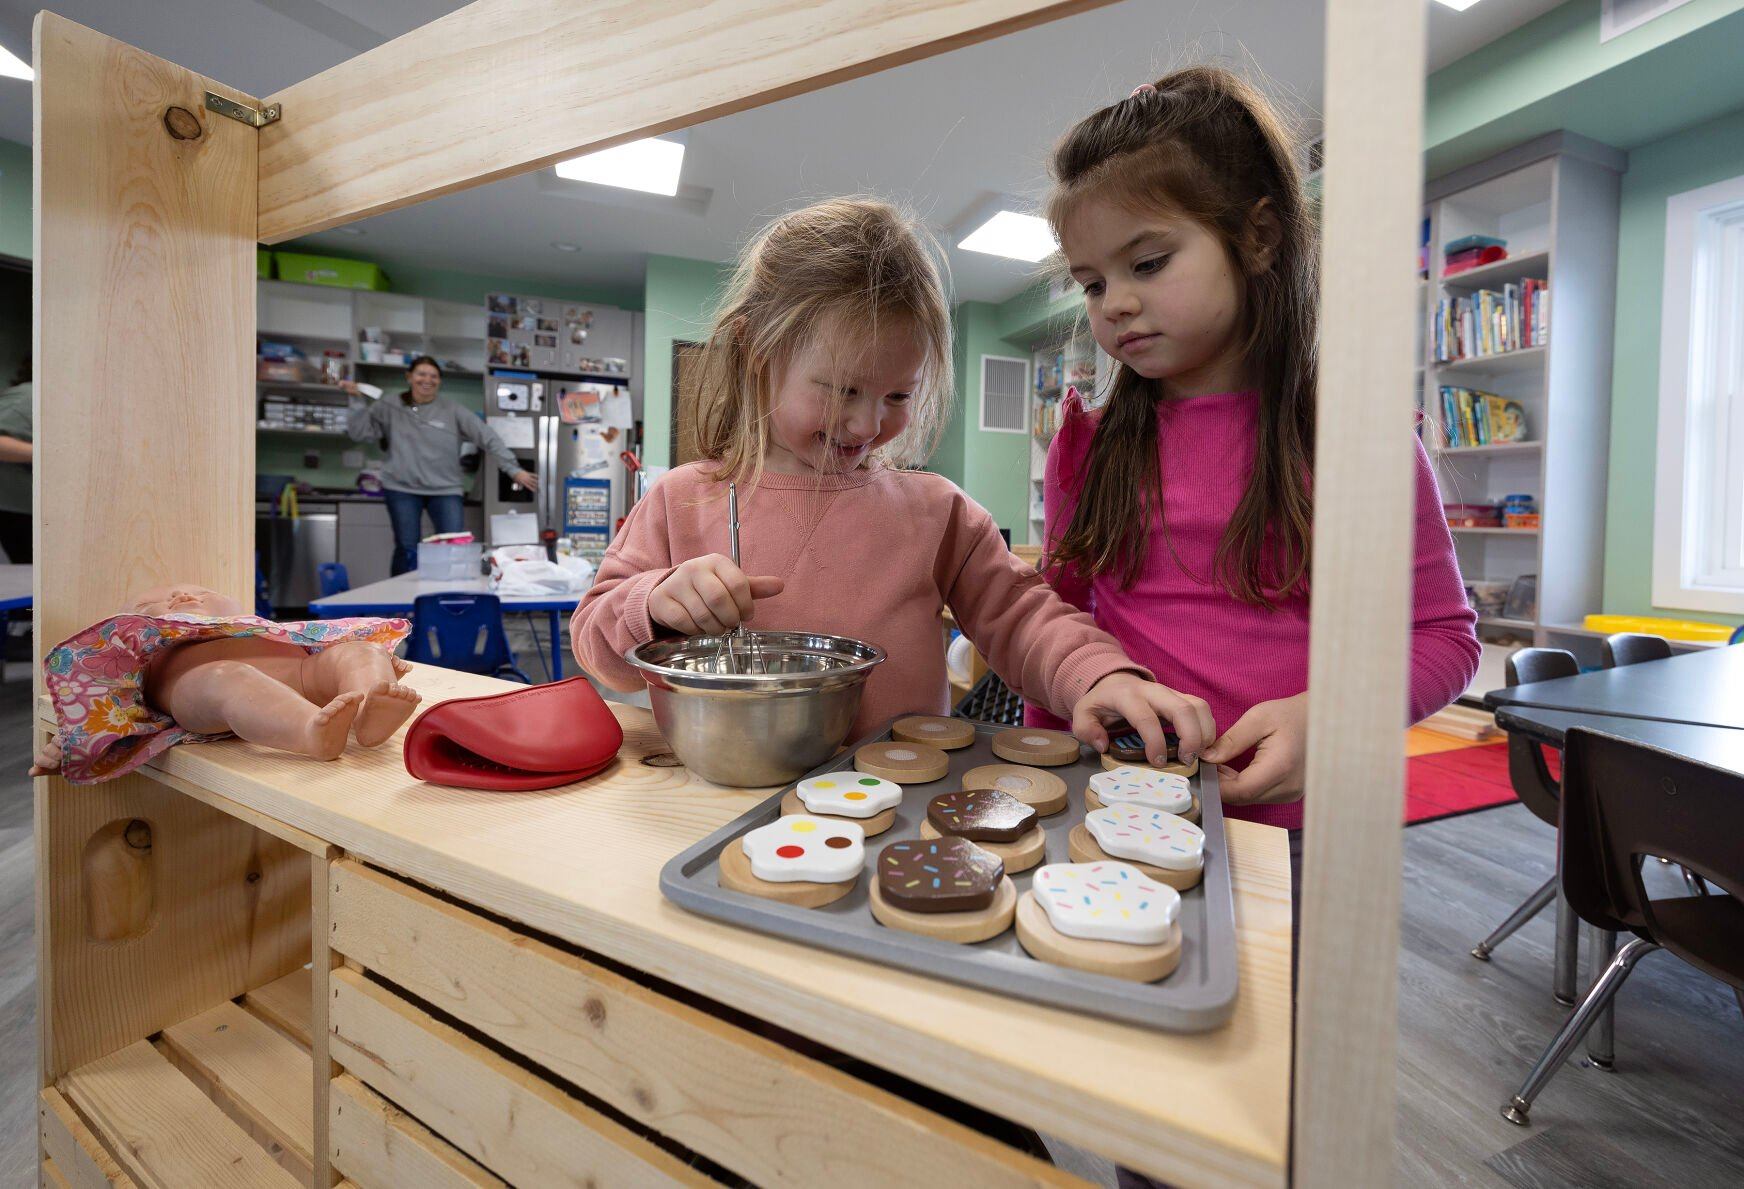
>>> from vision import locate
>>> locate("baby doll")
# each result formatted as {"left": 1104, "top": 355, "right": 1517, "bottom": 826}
{"left": 32, "top": 584, "right": 419, "bottom": 784}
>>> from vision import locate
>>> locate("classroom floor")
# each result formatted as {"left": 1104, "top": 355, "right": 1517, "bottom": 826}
{"left": 1, "top": 664, "right": 1740, "bottom": 1186}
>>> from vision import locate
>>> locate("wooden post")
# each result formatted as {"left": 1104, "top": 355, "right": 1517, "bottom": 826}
{"left": 1293, "top": 0, "right": 1427, "bottom": 1183}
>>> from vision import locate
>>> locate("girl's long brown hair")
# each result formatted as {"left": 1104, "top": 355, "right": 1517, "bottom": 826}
{"left": 1045, "top": 66, "right": 1318, "bottom": 605}
{"left": 692, "top": 198, "right": 954, "bottom": 490}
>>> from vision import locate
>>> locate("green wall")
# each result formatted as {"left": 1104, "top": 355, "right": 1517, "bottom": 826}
{"left": 641, "top": 254, "right": 727, "bottom": 469}
{"left": 953, "top": 301, "right": 1035, "bottom": 537}
{"left": 0, "top": 137, "right": 27, "bottom": 262}
{"left": 1601, "top": 105, "right": 1744, "bottom": 624}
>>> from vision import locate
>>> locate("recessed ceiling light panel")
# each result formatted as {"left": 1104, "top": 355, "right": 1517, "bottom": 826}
{"left": 0, "top": 43, "right": 31, "bottom": 81}
{"left": 957, "top": 210, "right": 1057, "bottom": 263}
{"left": 554, "top": 137, "right": 685, "bottom": 197}
{"left": 1432, "top": 0, "right": 1484, "bottom": 11}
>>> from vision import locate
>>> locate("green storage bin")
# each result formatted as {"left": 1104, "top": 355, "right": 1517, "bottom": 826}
{"left": 256, "top": 248, "right": 273, "bottom": 279}
{"left": 273, "top": 251, "right": 389, "bottom": 291}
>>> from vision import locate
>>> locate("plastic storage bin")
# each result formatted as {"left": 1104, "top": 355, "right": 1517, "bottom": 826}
{"left": 417, "top": 541, "right": 483, "bottom": 580}
{"left": 257, "top": 248, "right": 273, "bottom": 279}
{"left": 273, "top": 251, "right": 390, "bottom": 291}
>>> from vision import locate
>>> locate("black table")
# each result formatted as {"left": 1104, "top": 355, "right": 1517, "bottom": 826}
{"left": 1493, "top": 705, "right": 1744, "bottom": 775}
{"left": 1485, "top": 644, "right": 1744, "bottom": 730}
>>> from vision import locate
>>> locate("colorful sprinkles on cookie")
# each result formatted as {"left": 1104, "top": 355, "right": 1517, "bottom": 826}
{"left": 1090, "top": 766, "right": 1193, "bottom": 815}
{"left": 1084, "top": 806, "right": 1205, "bottom": 872}
{"left": 1033, "top": 862, "right": 1180, "bottom": 945}
{"left": 740, "top": 815, "right": 864, "bottom": 883}
{"left": 926, "top": 788, "right": 1036, "bottom": 842}
{"left": 878, "top": 838, "right": 1004, "bottom": 914}
{"left": 796, "top": 773, "right": 902, "bottom": 818}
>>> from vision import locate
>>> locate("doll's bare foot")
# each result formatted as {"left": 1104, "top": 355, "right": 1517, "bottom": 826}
{"left": 390, "top": 654, "right": 413, "bottom": 678}
{"left": 355, "top": 681, "right": 421, "bottom": 747}
{"left": 305, "top": 691, "right": 365, "bottom": 760}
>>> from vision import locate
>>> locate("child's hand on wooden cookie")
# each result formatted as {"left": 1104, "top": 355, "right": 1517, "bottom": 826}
{"left": 1071, "top": 672, "right": 1215, "bottom": 767}
{"left": 1199, "top": 691, "right": 1308, "bottom": 805}
{"left": 649, "top": 553, "right": 785, "bottom": 636}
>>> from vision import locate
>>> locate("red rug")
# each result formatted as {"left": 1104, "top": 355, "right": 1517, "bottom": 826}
{"left": 1404, "top": 737, "right": 1536, "bottom": 824}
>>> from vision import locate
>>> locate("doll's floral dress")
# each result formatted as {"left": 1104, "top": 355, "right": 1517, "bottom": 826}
{"left": 42, "top": 612, "right": 410, "bottom": 784}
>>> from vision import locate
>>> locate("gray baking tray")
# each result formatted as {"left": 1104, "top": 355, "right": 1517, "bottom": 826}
{"left": 659, "top": 716, "right": 1239, "bottom": 1032}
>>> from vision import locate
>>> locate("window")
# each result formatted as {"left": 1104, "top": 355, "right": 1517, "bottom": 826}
{"left": 1652, "top": 172, "right": 1744, "bottom": 613}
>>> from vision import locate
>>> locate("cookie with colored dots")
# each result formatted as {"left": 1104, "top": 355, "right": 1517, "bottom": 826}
{"left": 1015, "top": 863, "right": 1183, "bottom": 983}
{"left": 780, "top": 773, "right": 900, "bottom": 836}
{"left": 1067, "top": 806, "right": 1205, "bottom": 891}
{"left": 991, "top": 728, "right": 1080, "bottom": 767}
{"left": 855, "top": 741, "right": 949, "bottom": 784}
{"left": 960, "top": 763, "right": 1069, "bottom": 817}
{"left": 1086, "top": 766, "right": 1199, "bottom": 823}
{"left": 891, "top": 715, "right": 976, "bottom": 750}
{"left": 718, "top": 815, "right": 863, "bottom": 908}
{"left": 875, "top": 837, "right": 1003, "bottom": 913}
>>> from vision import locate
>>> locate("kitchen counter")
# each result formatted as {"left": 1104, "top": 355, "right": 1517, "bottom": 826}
{"left": 35, "top": 665, "right": 1292, "bottom": 1187}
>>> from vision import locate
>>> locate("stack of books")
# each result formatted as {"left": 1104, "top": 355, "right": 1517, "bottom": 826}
{"left": 1435, "top": 279, "right": 1549, "bottom": 361}
{"left": 1438, "top": 386, "right": 1528, "bottom": 448}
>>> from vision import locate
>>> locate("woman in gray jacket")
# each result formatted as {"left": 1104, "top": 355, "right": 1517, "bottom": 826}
{"left": 346, "top": 356, "right": 535, "bottom": 575}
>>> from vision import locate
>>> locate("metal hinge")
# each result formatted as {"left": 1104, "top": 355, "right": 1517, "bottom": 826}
{"left": 205, "top": 91, "right": 281, "bottom": 129}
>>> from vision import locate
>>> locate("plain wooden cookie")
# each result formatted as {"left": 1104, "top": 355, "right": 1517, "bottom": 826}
{"left": 1066, "top": 826, "right": 1203, "bottom": 891}
{"left": 960, "top": 764, "right": 1069, "bottom": 816}
{"left": 991, "top": 728, "right": 1081, "bottom": 767}
{"left": 891, "top": 715, "right": 976, "bottom": 750}
{"left": 855, "top": 741, "right": 950, "bottom": 784}
{"left": 916, "top": 819, "right": 1046, "bottom": 873}
{"left": 1085, "top": 788, "right": 1201, "bottom": 824}
{"left": 718, "top": 836, "right": 858, "bottom": 907}
{"left": 1014, "top": 891, "right": 1183, "bottom": 983}
{"left": 1101, "top": 751, "right": 1199, "bottom": 778}
{"left": 779, "top": 788, "right": 897, "bottom": 836}
{"left": 868, "top": 875, "right": 1017, "bottom": 944}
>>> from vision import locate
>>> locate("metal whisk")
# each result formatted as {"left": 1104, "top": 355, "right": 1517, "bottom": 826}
{"left": 711, "top": 482, "right": 766, "bottom": 674}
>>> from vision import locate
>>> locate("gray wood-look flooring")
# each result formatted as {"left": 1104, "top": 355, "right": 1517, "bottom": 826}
{"left": 1, "top": 665, "right": 1739, "bottom": 1186}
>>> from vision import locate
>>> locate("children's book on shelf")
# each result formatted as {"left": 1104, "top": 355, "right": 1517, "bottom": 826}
{"left": 1438, "top": 385, "right": 1527, "bottom": 448}
{"left": 1434, "top": 279, "right": 1548, "bottom": 362}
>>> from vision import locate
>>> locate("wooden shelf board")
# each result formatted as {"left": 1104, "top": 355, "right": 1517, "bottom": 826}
{"left": 1437, "top": 248, "right": 1550, "bottom": 289}
{"left": 1434, "top": 441, "right": 1540, "bottom": 457}
{"left": 243, "top": 966, "right": 314, "bottom": 1048}
{"left": 58, "top": 1039, "right": 301, "bottom": 1189}
{"left": 1477, "top": 616, "right": 1535, "bottom": 630}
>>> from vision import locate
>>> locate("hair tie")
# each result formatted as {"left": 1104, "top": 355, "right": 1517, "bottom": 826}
{"left": 1129, "top": 83, "right": 1156, "bottom": 98}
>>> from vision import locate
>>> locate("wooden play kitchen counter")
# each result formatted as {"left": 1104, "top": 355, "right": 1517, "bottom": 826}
{"left": 36, "top": 663, "right": 1290, "bottom": 1188}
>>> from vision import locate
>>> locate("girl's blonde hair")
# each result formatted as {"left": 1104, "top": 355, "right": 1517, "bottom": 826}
{"left": 691, "top": 198, "right": 953, "bottom": 488}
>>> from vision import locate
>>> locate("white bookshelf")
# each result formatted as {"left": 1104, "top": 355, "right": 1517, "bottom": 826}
{"left": 1026, "top": 334, "right": 1109, "bottom": 545}
{"left": 1419, "top": 133, "right": 1627, "bottom": 699}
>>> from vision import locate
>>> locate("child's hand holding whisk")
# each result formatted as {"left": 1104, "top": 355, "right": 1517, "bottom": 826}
{"left": 648, "top": 555, "right": 785, "bottom": 637}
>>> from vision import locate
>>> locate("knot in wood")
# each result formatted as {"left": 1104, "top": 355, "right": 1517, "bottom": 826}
{"left": 162, "top": 106, "right": 203, "bottom": 140}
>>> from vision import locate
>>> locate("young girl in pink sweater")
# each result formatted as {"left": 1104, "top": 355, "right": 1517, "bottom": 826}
{"left": 572, "top": 198, "right": 1217, "bottom": 761}
{"left": 1029, "top": 67, "right": 1480, "bottom": 833}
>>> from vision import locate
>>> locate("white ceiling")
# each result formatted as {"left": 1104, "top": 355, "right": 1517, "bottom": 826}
{"left": 0, "top": 0, "right": 1569, "bottom": 303}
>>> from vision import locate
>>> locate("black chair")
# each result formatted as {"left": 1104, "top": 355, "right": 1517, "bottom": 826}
{"left": 1472, "top": 648, "right": 1583, "bottom": 1003}
{"left": 1601, "top": 632, "right": 1672, "bottom": 668}
{"left": 1503, "top": 727, "right": 1744, "bottom": 1125}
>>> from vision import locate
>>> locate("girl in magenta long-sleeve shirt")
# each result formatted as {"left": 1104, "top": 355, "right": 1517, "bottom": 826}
{"left": 1026, "top": 68, "right": 1479, "bottom": 833}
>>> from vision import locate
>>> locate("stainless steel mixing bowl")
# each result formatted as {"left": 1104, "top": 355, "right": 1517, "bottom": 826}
{"left": 625, "top": 631, "right": 886, "bottom": 787}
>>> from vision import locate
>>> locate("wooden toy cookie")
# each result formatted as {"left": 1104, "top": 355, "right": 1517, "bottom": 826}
{"left": 916, "top": 788, "right": 1045, "bottom": 873}
{"left": 1067, "top": 806, "right": 1205, "bottom": 891}
{"left": 1108, "top": 727, "right": 1177, "bottom": 765}
{"left": 855, "top": 741, "right": 950, "bottom": 784}
{"left": 961, "top": 763, "right": 1068, "bottom": 816}
{"left": 718, "top": 815, "right": 864, "bottom": 908}
{"left": 991, "top": 728, "right": 1081, "bottom": 767}
{"left": 1015, "top": 862, "right": 1183, "bottom": 983}
{"left": 780, "top": 773, "right": 901, "bottom": 836}
{"left": 891, "top": 715, "right": 975, "bottom": 750}
{"left": 1100, "top": 750, "right": 1198, "bottom": 778}
{"left": 1086, "top": 766, "right": 1199, "bottom": 823}
{"left": 868, "top": 838, "right": 1017, "bottom": 944}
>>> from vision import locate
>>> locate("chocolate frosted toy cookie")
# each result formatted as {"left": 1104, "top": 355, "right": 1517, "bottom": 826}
{"left": 868, "top": 837, "right": 1017, "bottom": 943}
{"left": 1102, "top": 727, "right": 1197, "bottom": 777}
{"left": 918, "top": 787, "right": 1046, "bottom": 872}
{"left": 891, "top": 715, "right": 975, "bottom": 750}
{"left": 960, "top": 763, "right": 1069, "bottom": 816}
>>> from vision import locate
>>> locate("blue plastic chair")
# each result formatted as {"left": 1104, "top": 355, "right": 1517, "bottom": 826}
{"left": 404, "top": 593, "right": 531, "bottom": 682}
{"left": 318, "top": 562, "right": 351, "bottom": 598}
{"left": 1731, "top": 624, "right": 1744, "bottom": 646}
{"left": 254, "top": 552, "right": 272, "bottom": 619}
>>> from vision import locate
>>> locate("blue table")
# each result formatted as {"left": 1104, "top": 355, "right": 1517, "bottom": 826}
{"left": 309, "top": 572, "right": 579, "bottom": 681}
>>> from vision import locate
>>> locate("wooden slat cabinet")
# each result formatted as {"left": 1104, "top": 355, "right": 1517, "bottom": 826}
{"left": 324, "top": 859, "right": 1080, "bottom": 1188}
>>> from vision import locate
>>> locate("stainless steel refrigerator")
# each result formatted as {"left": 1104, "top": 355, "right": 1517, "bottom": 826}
{"left": 483, "top": 380, "right": 636, "bottom": 563}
